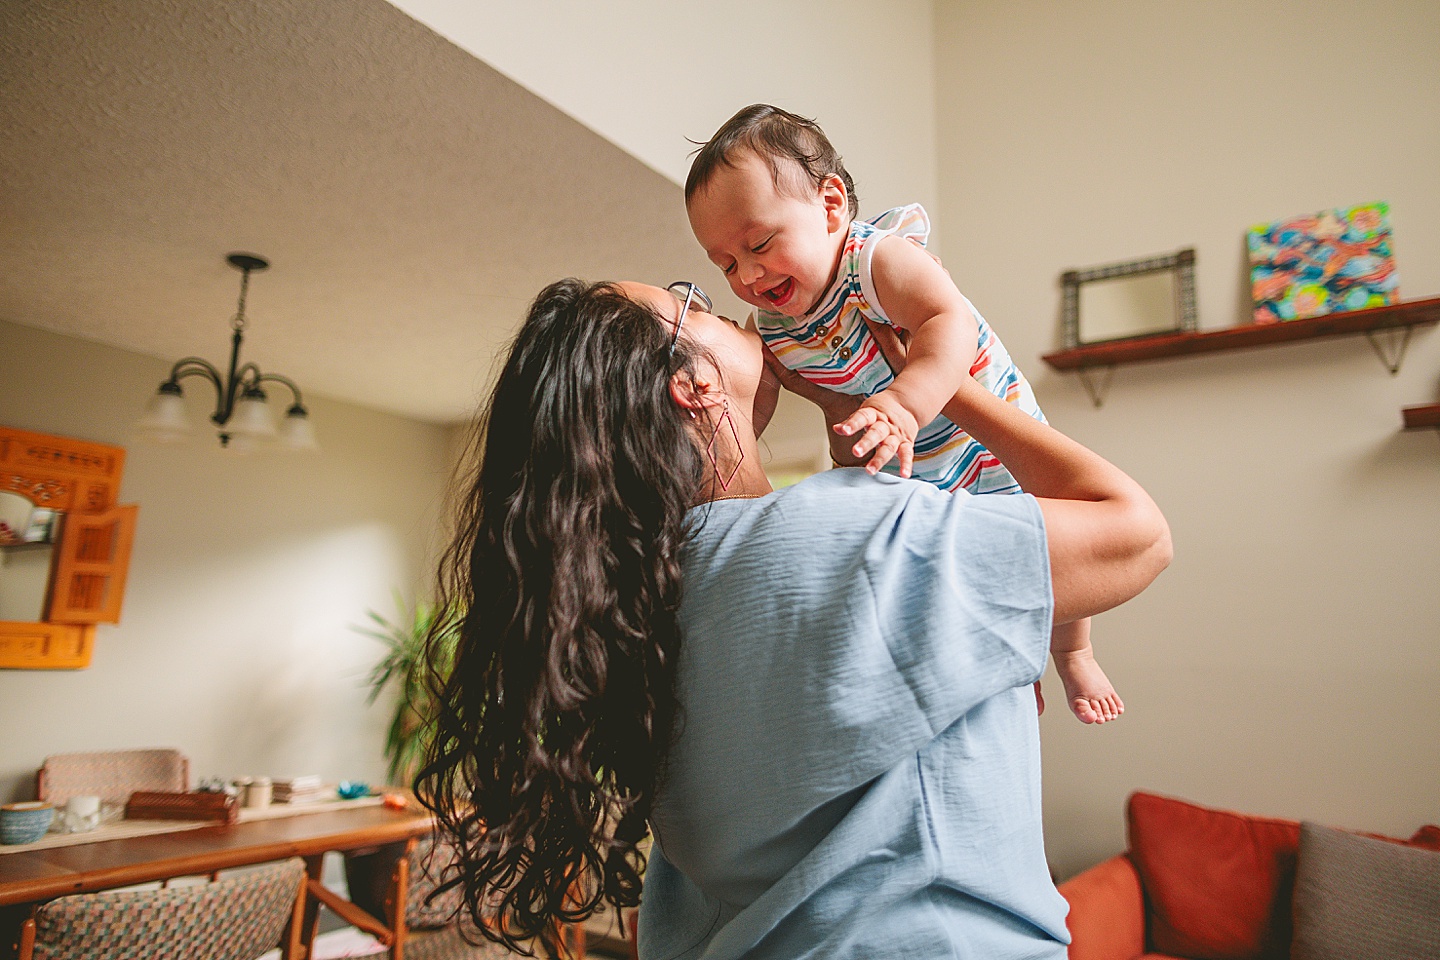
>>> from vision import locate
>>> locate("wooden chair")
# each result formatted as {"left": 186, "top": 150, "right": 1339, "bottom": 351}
{"left": 18, "top": 857, "right": 306, "bottom": 960}
{"left": 36, "top": 748, "right": 189, "bottom": 806}
{"left": 344, "top": 835, "right": 544, "bottom": 959}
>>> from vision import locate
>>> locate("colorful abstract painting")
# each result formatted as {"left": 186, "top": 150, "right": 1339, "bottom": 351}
{"left": 1246, "top": 202, "right": 1398, "bottom": 323}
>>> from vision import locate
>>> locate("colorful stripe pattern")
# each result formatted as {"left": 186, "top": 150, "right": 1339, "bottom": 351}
{"left": 755, "top": 204, "right": 1045, "bottom": 494}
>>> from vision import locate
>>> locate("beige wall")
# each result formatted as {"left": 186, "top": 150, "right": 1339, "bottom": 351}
{"left": 0, "top": 319, "right": 454, "bottom": 803}
{"left": 934, "top": 0, "right": 1440, "bottom": 877}
{"left": 386, "top": 0, "right": 945, "bottom": 473}
{"left": 388, "top": 0, "right": 939, "bottom": 212}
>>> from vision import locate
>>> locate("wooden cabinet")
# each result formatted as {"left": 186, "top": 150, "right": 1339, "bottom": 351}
{"left": 0, "top": 426, "right": 138, "bottom": 669}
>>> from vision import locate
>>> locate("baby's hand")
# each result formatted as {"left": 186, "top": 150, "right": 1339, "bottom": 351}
{"left": 836, "top": 391, "right": 917, "bottom": 477}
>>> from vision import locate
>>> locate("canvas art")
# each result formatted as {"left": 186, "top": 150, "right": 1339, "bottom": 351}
{"left": 1246, "top": 202, "right": 1398, "bottom": 323}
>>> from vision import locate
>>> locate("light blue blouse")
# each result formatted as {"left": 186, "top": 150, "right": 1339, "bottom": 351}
{"left": 639, "top": 468, "right": 1069, "bottom": 960}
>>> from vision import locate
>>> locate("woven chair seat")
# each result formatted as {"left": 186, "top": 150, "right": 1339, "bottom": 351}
{"left": 27, "top": 858, "right": 304, "bottom": 960}
{"left": 347, "top": 835, "right": 541, "bottom": 957}
{"left": 401, "top": 922, "right": 519, "bottom": 960}
{"left": 407, "top": 835, "right": 467, "bottom": 929}
{"left": 37, "top": 748, "right": 189, "bottom": 806}
{"left": 346, "top": 834, "right": 463, "bottom": 931}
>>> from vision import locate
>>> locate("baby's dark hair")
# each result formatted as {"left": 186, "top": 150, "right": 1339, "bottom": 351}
{"left": 685, "top": 104, "right": 859, "bottom": 220}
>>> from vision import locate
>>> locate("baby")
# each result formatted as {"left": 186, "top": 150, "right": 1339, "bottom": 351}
{"left": 685, "top": 104, "right": 1122, "bottom": 725}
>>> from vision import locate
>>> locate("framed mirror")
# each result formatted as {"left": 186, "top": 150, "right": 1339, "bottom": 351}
{"left": 1062, "top": 248, "right": 1198, "bottom": 348}
{"left": 0, "top": 492, "right": 60, "bottom": 621}
{"left": 0, "top": 426, "right": 138, "bottom": 669}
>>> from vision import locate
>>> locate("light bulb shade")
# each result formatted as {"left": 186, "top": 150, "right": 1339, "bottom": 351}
{"left": 278, "top": 407, "right": 318, "bottom": 450}
{"left": 135, "top": 386, "right": 193, "bottom": 443}
{"left": 224, "top": 434, "right": 259, "bottom": 455}
{"left": 228, "top": 392, "right": 277, "bottom": 439}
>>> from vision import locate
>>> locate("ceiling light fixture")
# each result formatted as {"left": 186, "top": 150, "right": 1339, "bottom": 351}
{"left": 136, "top": 253, "right": 317, "bottom": 450}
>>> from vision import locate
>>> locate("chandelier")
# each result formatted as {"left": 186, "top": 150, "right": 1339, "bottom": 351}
{"left": 136, "top": 253, "right": 317, "bottom": 450}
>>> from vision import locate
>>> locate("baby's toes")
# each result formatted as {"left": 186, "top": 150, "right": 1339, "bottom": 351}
{"left": 1072, "top": 697, "right": 1100, "bottom": 724}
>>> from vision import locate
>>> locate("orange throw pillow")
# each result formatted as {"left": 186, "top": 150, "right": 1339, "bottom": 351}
{"left": 1127, "top": 792, "right": 1300, "bottom": 960}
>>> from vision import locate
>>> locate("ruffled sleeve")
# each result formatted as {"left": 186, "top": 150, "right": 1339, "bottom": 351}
{"left": 855, "top": 203, "right": 931, "bottom": 325}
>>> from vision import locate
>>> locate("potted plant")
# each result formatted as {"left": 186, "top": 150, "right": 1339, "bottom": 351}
{"left": 343, "top": 597, "right": 468, "bottom": 937}
{"left": 358, "top": 595, "right": 460, "bottom": 786}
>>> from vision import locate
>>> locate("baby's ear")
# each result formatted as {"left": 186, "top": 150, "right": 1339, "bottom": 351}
{"left": 821, "top": 175, "right": 849, "bottom": 230}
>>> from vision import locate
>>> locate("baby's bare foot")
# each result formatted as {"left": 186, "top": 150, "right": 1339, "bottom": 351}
{"left": 1054, "top": 647, "right": 1124, "bottom": 724}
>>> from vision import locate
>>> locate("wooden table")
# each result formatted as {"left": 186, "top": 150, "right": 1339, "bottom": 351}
{"left": 0, "top": 802, "right": 434, "bottom": 960}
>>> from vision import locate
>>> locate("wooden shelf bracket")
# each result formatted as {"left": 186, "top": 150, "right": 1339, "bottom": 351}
{"left": 1076, "top": 366, "right": 1116, "bottom": 408}
{"left": 1364, "top": 326, "right": 1413, "bottom": 374}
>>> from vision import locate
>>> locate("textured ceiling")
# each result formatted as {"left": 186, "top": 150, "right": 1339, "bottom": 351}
{"left": 0, "top": 0, "right": 731, "bottom": 423}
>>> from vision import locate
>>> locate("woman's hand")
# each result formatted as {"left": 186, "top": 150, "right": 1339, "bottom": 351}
{"left": 761, "top": 322, "right": 914, "bottom": 471}
{"left": 831, "top": 320, "right": 916, "bottom": 475}
{"left": 760, "top": 342, "right": 856, "bottom": 426}
{"left": 759, "top": 345, "right": 869, "bottom": 467}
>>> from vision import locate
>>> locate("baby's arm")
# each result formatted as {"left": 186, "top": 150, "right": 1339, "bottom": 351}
{"left": 840, "top": 235, "right": 979, "bottom": 474}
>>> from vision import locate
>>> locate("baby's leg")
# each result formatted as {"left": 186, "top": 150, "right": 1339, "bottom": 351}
{"left": 1052, "top": 618, "right": 1123, "bottom": 724}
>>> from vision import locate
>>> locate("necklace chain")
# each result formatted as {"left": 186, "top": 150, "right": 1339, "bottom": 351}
{"left": 705, "top": 489, "right": 768, "bottom": 503}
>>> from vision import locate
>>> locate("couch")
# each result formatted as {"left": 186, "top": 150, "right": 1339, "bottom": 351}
{"left": 1058, "top": 791, "right": 1440, "bottom": 960}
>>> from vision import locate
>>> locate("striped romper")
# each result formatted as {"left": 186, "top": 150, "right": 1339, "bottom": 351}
{"left": 755, "top": 204, "right": 1046, "bottom": 494}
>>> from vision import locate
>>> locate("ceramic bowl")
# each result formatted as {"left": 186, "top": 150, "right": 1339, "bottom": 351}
{"left": 1, "top": 801, "right": 54, "bottom": 844}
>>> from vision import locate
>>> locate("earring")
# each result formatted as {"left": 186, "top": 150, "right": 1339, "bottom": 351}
{"left": 706, "top": 398, "right": 744, "bottom": 491}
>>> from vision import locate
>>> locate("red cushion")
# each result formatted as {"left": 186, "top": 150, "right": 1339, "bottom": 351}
{"left": 1127, "top": 792, "right": 1300, "bottom": 960}
{"left": 1127, "top": 793, "right": 1440, "bottom": 960}
{"left": 1059, "top": 854, "right": 1145, "bottom": 960}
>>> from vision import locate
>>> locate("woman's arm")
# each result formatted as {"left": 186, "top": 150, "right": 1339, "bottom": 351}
{"left": 759, "top": 341, "right": 875, "bottom": 469}
{"left": 843, "top": 376, "right": 1172, "bottom": 624}
{"left": 761, "top": 320, "right": 921, "bottom": 472}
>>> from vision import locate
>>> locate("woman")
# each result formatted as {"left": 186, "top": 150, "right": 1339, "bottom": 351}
{"left": 417, "top": 278, "right": 1170, "bottom": 959}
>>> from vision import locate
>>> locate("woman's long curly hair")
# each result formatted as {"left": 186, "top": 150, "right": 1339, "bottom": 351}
{"left": 415, "top": 279, "right": 708, "bottom": 954}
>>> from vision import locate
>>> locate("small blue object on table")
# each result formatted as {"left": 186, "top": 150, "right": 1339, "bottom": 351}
{"left": 336, "top": 782, "right": 371, "bottom": 800}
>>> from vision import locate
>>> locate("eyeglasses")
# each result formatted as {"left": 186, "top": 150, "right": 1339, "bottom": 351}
{"left": 665, "top": 281, "right": 712, "bottom": 355}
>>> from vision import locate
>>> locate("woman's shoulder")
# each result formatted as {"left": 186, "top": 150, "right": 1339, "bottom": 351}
{"left": 688, "top": 470, "right": 916, "bottom": 550}
{"left": 761, "top": 467, "right": 926, "bottom": 516}
{"left": 695, "top": 469, "right": 1042, "bottom": 550}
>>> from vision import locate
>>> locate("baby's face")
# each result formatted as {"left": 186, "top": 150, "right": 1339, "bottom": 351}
{"left": 687, "top": 151, "right": 849, "bottom": 319}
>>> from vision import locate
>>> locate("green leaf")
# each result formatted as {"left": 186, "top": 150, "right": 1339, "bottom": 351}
{"left": 355, "top": 593, "right": 462, "bottom": 785}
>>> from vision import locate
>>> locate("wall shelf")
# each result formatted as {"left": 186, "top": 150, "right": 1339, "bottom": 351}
{"left": 1042, "top": 297, "right": 1440, "bottom": 406}
{"left": 1402, "top": 402, "right": 1440, "bottom": 431}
